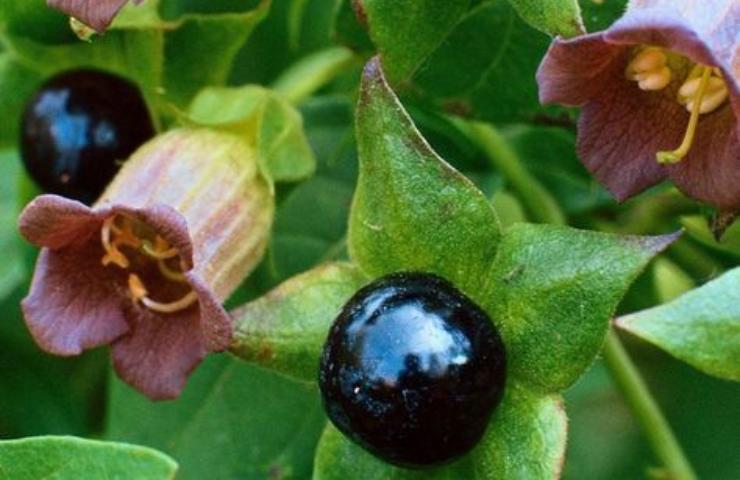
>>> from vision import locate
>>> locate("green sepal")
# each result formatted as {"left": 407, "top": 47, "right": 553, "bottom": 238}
{"left": 230, "top": 262, "right": 369, "bottom": 382}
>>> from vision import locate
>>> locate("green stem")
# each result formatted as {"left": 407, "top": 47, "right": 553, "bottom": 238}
{"left": 603, "top": 331, "right": 697, "bottom": 480}
{"left": 455, "top": 120, "right": 566, "bottom": 225}
{"left": 271, "top": 47, "right": 357, "bottom": 105}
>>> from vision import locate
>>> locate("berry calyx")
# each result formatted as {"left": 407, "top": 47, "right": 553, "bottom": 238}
{"left": 319, "top": 272, "right": 507, "bottom": 468}
{"left": 20, "top": 69, "right": 154, "bottom": 204}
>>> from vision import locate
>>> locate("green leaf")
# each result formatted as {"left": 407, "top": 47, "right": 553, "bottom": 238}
{"left": 349, "top": 57, "right": 501, "bottom": 304}
{"left": 616, "top": 268, "right": 740, "bottom": 381}
{"left": 331, "top": 0, "right": 374, "bottom": 53}
{"left": 355, "top": 1, "right": 553, "bottom": 123}
{"left": 507, "top": 0, "right": 584, "bottom": 38}
{"left": 106, "top": 356, "right": 326, "bottom": 480}
{"left": 485, "top": 224, "right": 678, "bottom": 392}
{"left": 359, "top": 0, "right": 470, "bottom": 83}
{"left": 0, "top": 0, "right": 74, "bottom": 44}
{"left": 411, "top": 1, "right": 553, "bottom": 123}
{"left": 0, "top": 150, "right": 24, "bottom": 299}
{"left": 231, "top": 262, "right": 368, "bottom": 382}
{"left": 579, "top": 0, "right": 627, "bottom": 32}
{"left": 0, "top": 436, "right": 177, "bottom": 479}
{"left": 187, "top": 84, "right": 316, "bottom": 183}
{"left": 161, "top": 0, "right": 271, "bottom": 106}
{"left": 312, "top": 384, "right": 566, "bottom": 479}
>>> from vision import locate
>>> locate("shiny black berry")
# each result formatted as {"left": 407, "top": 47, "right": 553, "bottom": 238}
{"left": 319, "top": 272, "right": 507, "bottom": 468}
{"left": 20, "top": 69, "right": 155, "bottom": 204}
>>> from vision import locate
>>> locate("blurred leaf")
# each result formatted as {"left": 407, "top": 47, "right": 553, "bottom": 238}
{"left": 358, "top": 0, "right": 469, "bottom": 83}
{"left": 272, "top": 46, "right": 356, "bottom": 104}
{"left": 331, "top": 0, "right": 373, "bottom": 52}
{"left": 485, "top": 224, "right": 679, "bottom": 392}
{"left": 231, "top": 262, "right": 368, "bottom": 382}
{"left": 579, "top": 0, "right": 627, "bottom": 32}
{"left": 161, "top": 0, "right": 271, "bottom": 106}
{"left": 411, "top": 1, "right": 552, "bottom": 123}
{"left": 681, "top": 215, "right": 740, "bottom": 259}
{"left": 106, "top": 356, "right": 326, "bottom": 480}
{"left": 504, "top": 126, "right": 611, "bottom": 216}
{"left": 651, "top": 258, "right": 694, "bottom": 303}
{"left": 349, "top": 58, "right": 501, "bottom": 304}
{"left": 188, "top": 84, "right": 316, "bottom": 183}
{"left": 0, "top": 436, "right": 177, "bottom": 479}
{"left": 617, "top": 268, "right": 740, "bottom": 381}
{"left": 507, "top": 0, "right": 584, "bottom": 37}
{"left": 0, "top": 150, "right": 24, "bottom": 299}
{"left": 313, "top": 384, "right": 566, "bottom": 479}
{"left": 0, "top": 0, "right": 75, "bottom": 44}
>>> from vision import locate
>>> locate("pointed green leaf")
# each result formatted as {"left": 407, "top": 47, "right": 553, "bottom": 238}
{"left": 0, "top": 436, "right": 177, "bottom": 479}
{"left": 188, "top": 85, "right": 317, "bottom": 183}
{"left": 313, "top": 384, "right": 566, "bottom": 479}
{"left": 349, "top": 57, "right": 501, "bottom": 303}
{"left": 485, "top": 224, "right": 678, "bottom": 392}
{"left": 616, "top": 268, "right": 740, "bottom": 381}
{"left": 230, "top": 262, "right": 368, "bottom": 382}
{"left": 506, "top": 0, "right": 584, "bottom": 38}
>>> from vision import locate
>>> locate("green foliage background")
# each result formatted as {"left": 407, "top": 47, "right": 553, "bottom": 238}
{"left": 0, "top": 0, "right": 738, "bottom": 479}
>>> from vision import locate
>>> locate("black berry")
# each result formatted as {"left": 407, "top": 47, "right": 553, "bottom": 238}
{"left": 319, "top": 272, "right": 507, "bottom": 468}
{"left": 20, "top": 69, "right": 155, "bottom": 204}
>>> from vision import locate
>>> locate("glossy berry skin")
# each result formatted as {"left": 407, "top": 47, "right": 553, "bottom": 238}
{"left": 319, "top": 272, "right": 507, "bottom": 468}
{"left": 20, "top": 69, "right": 154, "bottom": 204}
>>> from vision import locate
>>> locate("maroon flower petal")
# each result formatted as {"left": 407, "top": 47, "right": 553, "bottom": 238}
{"left": 111, "top": 305, "right": 208, "bottom": 400}
{"left": 668, "top": 107, "right": 740, "bottom": 209}
{"left": 18, "top": 195, "right": 101, "bottom": 249}
{"left": 187, "top": 272, "right": 232, "bottom": 352}
{"left": 47, "top": 0, "right": 143, "bottom": 32}
{"left": 537, "top": 33, "right": 626, "bottom": 106}
{"left": 22, "top": 245, "right": 129, "bottom": 356}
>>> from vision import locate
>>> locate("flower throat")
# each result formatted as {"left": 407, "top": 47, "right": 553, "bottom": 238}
{"left": 101, "top": 214, "right": 197, "bottom": 313}
{"left": 625, "top": 46, "right": 729, "bottom": 164}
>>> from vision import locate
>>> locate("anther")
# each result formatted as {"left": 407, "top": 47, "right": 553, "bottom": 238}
{"left": 679, "top": 73, "right": 728, "bottom": 114}
{"left": 626, "top": 47, "right": 672, "bottom": 91}
{"left": 101, "top": 217, "right": 130, "bottom": 268}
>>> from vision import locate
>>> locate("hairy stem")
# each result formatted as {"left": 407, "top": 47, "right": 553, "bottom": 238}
{"left": 603, "top": 331, "right": 697, "bottom": 480}
{"left": 272, "top": 47, "right": 357, "bottom": 105}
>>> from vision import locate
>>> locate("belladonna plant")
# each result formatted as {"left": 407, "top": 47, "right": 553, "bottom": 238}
{"left": 226, "top": 58, "right": 682, "bottom": 478}
{"left": 18, "top": 128, "right": 274, "bottom": 400}
{"left": 537, "top": 0, "right": 739, "bottom": 214}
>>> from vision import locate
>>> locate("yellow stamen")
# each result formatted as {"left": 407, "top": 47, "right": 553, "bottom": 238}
{"left": 104, "top": 216, "right": 198, "bottom": 315}
{"left": 158, "top": 259, "right": 188, "bottom": 282}
{"left": 141, "top": 237, "right": 179, "bottom": 260}
{"left": 657, "top": 66, "right": 713, "bottom": 164}
{"left": 101, "top": 217, "right": 130, "bottom": 268}
{"left": 128, "top": 273, "right": 198, "bottom": 314}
